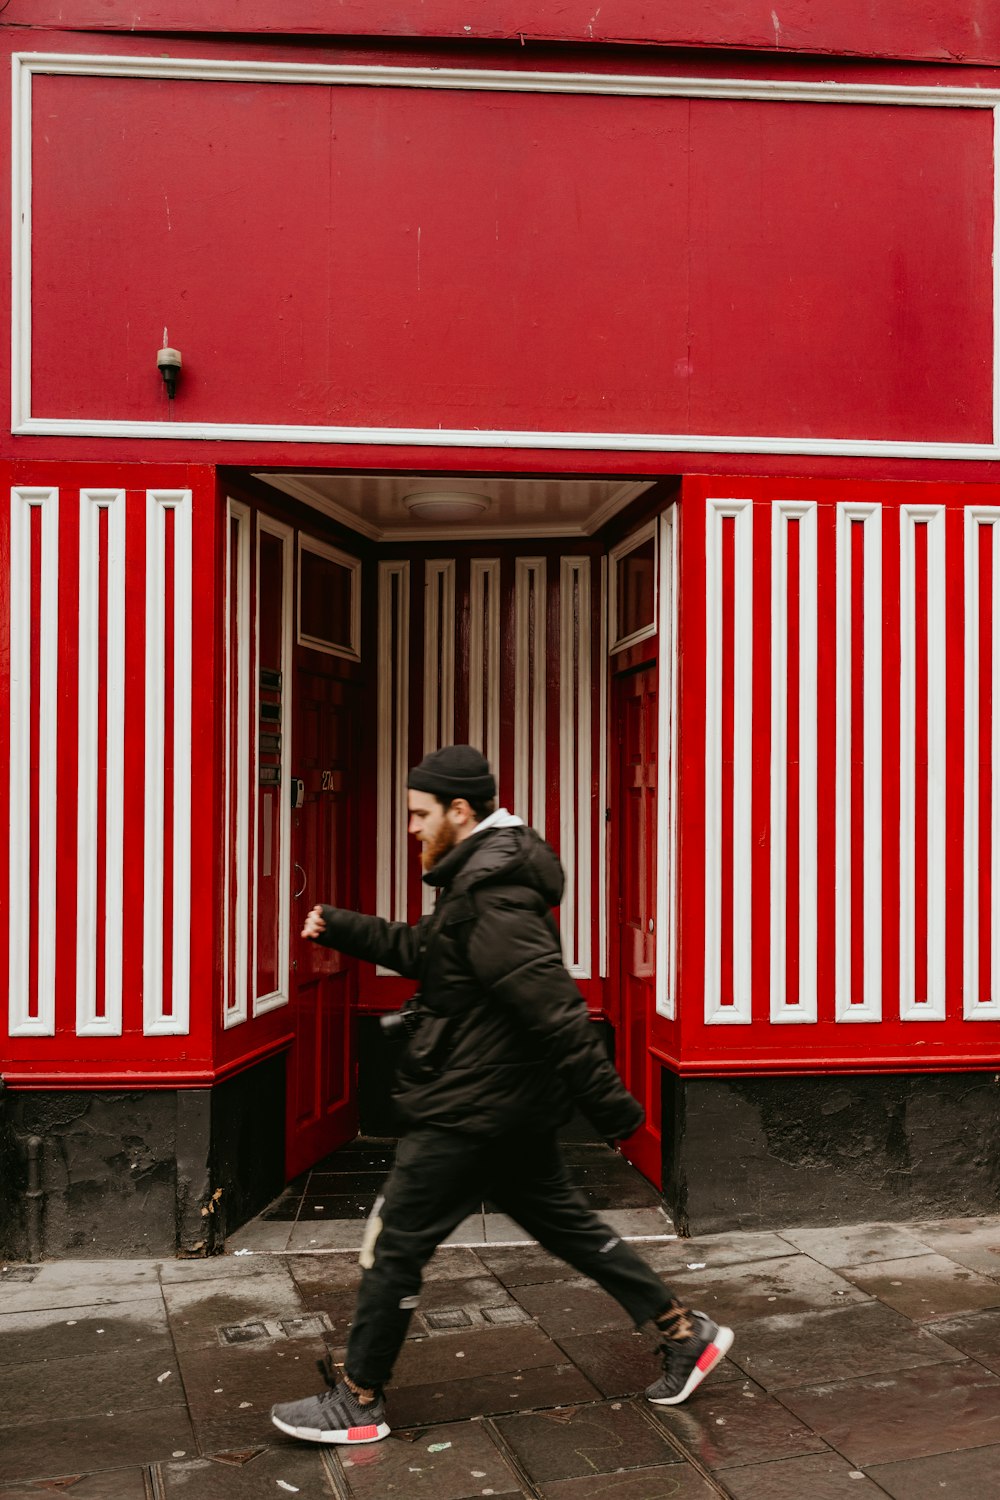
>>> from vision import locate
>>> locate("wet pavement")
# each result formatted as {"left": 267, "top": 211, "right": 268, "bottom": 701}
{"left": 3, "top": 1200, "right": 1000, "bottom": 1497}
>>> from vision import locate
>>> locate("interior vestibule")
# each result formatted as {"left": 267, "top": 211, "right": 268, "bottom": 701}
{"left": 222, "top": 466, "right": 677, "bottom": 1188}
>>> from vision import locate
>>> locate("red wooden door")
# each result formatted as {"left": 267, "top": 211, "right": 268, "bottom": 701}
{"left": 285, "top": 661, "right": 359, "bottom": 1179}
{"left": 614, "top": 664, "right": 663, "bottom": 1187}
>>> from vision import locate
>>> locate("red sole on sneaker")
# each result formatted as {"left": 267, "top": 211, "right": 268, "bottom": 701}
{"left": 648, "top": 1325, "right": 735, "bottom": 1406}
{"left": 270, "top": 1413, "right": 391, "bottom": 1444}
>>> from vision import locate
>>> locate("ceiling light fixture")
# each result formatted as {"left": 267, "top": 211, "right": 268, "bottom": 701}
{"left": 402, "top": 491, "right": 491, "bottom": 522}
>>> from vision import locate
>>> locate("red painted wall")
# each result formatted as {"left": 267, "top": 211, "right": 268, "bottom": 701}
{"left": 28, "top": 72, "right": 993, "bottom": 446}
{"left": 5, "top": 1, "right": 1000, "bottom": 65}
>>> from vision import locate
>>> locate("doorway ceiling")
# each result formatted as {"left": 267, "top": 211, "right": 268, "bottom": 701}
{"left": 251, "top": 471, "right": 652, "bottom": 541}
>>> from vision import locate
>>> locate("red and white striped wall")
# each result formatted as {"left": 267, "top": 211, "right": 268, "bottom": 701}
{"left": 1, "top": 469, "right": 218, "bottom": 1081}
{"left": 370, "top": 546, "right": 602, "bottom": 1002}
{"left": 672, "top": 476, "right": 1000, "bottom": 1071}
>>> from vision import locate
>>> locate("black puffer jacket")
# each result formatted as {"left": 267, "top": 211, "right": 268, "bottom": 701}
{"left": 316, "top": 823, "right": 644, "bottom": 1139}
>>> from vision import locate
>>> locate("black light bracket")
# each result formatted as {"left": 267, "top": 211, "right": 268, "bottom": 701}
{"left": 157, "top": 345, "right": 182, "bottom": 401}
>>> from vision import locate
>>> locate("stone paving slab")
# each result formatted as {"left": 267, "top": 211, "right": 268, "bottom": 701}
{"left": 509, "top": 1277, "right": 634, "bottom": 1338}
{"left": 7, "top": 1218, "right": 1000, "bottom": 1496}
{"left": 336, "top": 1420, "right": 523, "bottom": 1499}
{"left": 539, "top": 1470, "right": 721, "bottom": 1500}
{"left": 836, "top": 1252, "right": 1000, "bottom": 1322}
{"left": 157, "top": 1446, "right": 339, "bottom": 1496}
{"left": 718, "top": 1450, "right": 886, "bottom": 1498}
{"left": 662, "top": 1254, "right": 871, "bottom": 1323}
{"left": 648, "top": 1375, "right": 829, "bottom": 1471}
{"left": 494, "top": 1399, "right": 681, "bottom": 1483}
{"left": 779, "top": 1223, "right": 938, "bottom": 1269}
{"left": 0, "top": 1468, "right": 151, "bottom": 1499}
{"left": 777, "top": 1360, "right": 1000, "bottom": 1467}
{"left": 929, "top": 1306, "right": 1000, "bottom": 1374}
{"left": 641, "top": 1229, "right": 793, "bottom": 1275}
{"left": 0, "top": 1404, "right": 197, "bottom": 1487}
{"left": 387, "top": 1360, "right": 602, "bottom": 1427}
{"left": 908, "top": 1216, "right": 1000, "bottom": 1279}
{"left": 0, "top": 1295, "right": 168, "bottom": 1365}
{"left": 162, "top": 1269, "right": 305, "bottom": 1349}
{"left": 866, "top": 1443, "right": 1000, "bottom": 1497}
{"left": 728, "top": 1299, "right": 966, "bottom": 1390}
{"left": 0, "top": 1341, "right": 182, "bottom": 1425}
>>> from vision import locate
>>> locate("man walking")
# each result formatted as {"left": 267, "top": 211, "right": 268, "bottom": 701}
{"left": 271, "top": 745, "right": 732, "bottom": 1445}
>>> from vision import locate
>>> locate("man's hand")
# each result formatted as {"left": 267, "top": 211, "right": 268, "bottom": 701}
{"left": 301, "top": 905, "right": 327, "bottom": 941}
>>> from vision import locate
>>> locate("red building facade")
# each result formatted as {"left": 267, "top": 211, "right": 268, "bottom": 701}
{"left": 2, "top": 3, "right": 999, "bottom": 1256}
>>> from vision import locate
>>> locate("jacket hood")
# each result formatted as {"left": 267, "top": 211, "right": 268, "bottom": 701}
{"left": 424, "top": 823, "right": 565, "bottom": 907}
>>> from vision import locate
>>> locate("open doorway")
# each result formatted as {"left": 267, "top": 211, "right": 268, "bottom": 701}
{"left": 223, "top": 468, "right": 677, "bottom": 1203}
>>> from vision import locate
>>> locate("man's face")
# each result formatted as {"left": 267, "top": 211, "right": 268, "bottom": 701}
{"left": 407, "top": 790, "right": 456, "bottom": 870}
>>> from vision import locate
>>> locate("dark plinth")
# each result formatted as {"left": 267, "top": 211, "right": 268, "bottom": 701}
{"left": 0, "top": 1055, "right": 285, "bottom": 1261}
{"left": 662, "top": 1071, "right": 1000, "bottom": 1235}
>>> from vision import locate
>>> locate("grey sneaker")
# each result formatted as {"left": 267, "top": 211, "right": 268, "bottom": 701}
{"left": 646, "top": 1311, "right": 734, "bottom": 1406}
{"left": 271, "top": 1360, "right": 390, "bottom": 1444}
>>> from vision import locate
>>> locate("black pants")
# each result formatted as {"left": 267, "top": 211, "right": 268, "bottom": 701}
{"left": 344, "top": 1125, "right": 676, "bottom": 1389}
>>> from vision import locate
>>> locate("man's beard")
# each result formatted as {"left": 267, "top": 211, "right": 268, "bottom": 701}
{"left": 421, "top": 819, "right": 458, "bottom": 871}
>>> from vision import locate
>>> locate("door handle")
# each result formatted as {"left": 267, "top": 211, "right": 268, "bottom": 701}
{"left": 293, "top": 863, "right": 307, "bottom": 899}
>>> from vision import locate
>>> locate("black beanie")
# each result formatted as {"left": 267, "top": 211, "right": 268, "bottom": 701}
{"left": 407, "top": 744, "right": 496, "bottom": 803}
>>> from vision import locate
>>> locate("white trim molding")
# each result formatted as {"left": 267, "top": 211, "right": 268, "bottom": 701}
{"left": 560, "top": 557, "right": 593, "bottom": 979}
{"left": 296, "top": 534, "right": 361, "bottom": 660}
{"left": 469, "top": 559, "right": 502, "bottom": 783}
{"left": 899, "top": 505, "right": 947, "bottom": 1021}
{"left": 253, "top": 514, "right": 294, "bottom": 1017}
{"left": 10, "top": 52, "right": 1000, "bottom": 462}
{"left": 609, "top": 520, "right": 658, "bottom": 654}
{"left": 704, "top": 498, "right": 753, "bottom": 1025}
{"left": 835, "top": 502, "right": 883, "bottom": 1023}
{"left": 422, "top": 559, "right": 456, "bottom": 915}
{"left": 598, "top": 556, "right": 609, "bottom": 981}
{"left": 223, "top": 499, "right": 251, "bottom": 1028}
{"left": 656, "top": 506, "right": 679, "bottom": 1020}
{"left": 514, "top": 558, "right": 547, "bottom": 837}
{"left": 143, "top": 489, "right": 193, "bottom": 1036}
{"left": 76, "top": 489, "right": 126, "bottom": 1037}
{"left": 8, "top": 486, "right": 59, "bottom": 1037}
{"left": 377, "top": 560, "right": 411, "bottom": 969}
{"left": 769, "top": 502, "right": 819, "bottom": 1025}
{"left": 963, "top": 507, "right": 1000, "bottom": 1019}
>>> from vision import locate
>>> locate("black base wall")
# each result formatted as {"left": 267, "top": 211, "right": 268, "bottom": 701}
{"left": 0, "top": 1057, "right": 286, "bottom": 1261}
{"left": 662, "top": 1071, "right": 1000, "bottom": 1235}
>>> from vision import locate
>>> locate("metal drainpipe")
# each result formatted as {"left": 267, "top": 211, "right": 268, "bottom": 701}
{"left": 25, "top": 1136, "right": 44, "bottom": 1263}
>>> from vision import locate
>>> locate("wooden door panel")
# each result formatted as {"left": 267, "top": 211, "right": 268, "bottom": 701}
{"left": 285, "top": 654, "right": 359, "bottom": 1180}
{"left": 615, "top": 664, "right": 663, "bottom": 1189}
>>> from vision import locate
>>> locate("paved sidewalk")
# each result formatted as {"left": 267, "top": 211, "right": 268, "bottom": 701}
{"left": 2, "top": 1216, "right": 1000, "bottom": 1498}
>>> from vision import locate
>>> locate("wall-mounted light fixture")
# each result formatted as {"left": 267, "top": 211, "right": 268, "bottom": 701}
{"left": 157, "top": 343, "right": 182, "bottom": 401}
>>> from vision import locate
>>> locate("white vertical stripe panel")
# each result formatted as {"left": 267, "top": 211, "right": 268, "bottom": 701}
{"left": 253, "top": 516, "right": 294, "bottom": 1016}
{"left": 899, "top": 506, "right": 947, "bottom": 1021}
{"left": 769, "top": 502, "right": 818, "bottom": 1024}
{"left": 835, "top": 502, "right": 882, "bottom": 1022}
{"left": 704, "top": 498, "right": 753, "bottom": 1024}
{"left": 423, "top": 560, "right": 456, "bottom": 755}
{"left": 143, "top": 489, "right": 192, "bottom": 1036}
{"left": 8, "top": 487, "right": 58, "bottom": 1037}
{"left": 469, "top": 559, "right": 501, "bottom": 781}
{"left": 514, "top": 558, "right": 547, "bottom": 836}
{"left": 76, "top": 490, "right": 125, "bottom": 1036}
{"left": 422, "top": 559, "right": 456, "bottom": 914}
{"left": 377, "top": 562, "right": 410, "bottom": 965}
{"left": 598, "top": 556, "right": 609, "bottom": 980}
{"left": 560, "top": 557, "right": 592, "bottom": 979}
{"left": 963, "top": 508, "right": 1000, "bottom": 1018}
{"left": 223, "top": 500, "right": 251, "bottom": 1027}
{"left": 655, "top": 507, "right": 678, "bottom": 1019}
